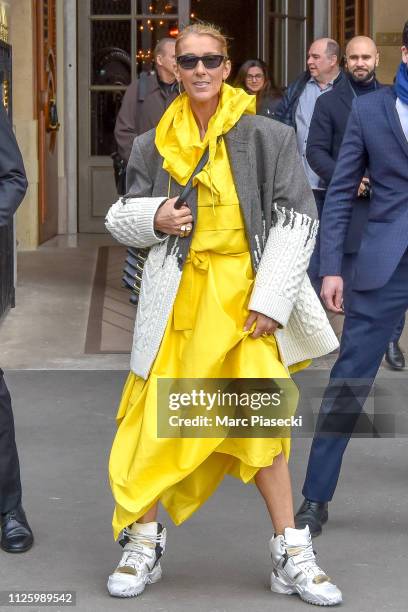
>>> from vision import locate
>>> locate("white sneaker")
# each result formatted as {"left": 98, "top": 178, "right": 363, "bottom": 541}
{"left": 107, "top": 521, "right": 166, "bottom": 598}
{"left": 269, "top": 526, "right": 342, "bottom": 606}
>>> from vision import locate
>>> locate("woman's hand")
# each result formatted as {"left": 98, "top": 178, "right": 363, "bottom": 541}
{"left": 244, "top": 311, "right": 279, "bottom": 339}
{"left": 154, "top": 196, "right": 194, "bottom": 237}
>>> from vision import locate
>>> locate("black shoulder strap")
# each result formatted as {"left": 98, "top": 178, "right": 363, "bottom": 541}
{"left": 175, "top": 136, "right": 222, "bottom": 209}
{"left": 174, "top": 147, "right": 209, "bottom": 208}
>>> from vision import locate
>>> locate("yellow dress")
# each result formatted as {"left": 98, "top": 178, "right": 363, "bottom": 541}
{"left": 109, "top": 85, "right": 309, "bottom": 539}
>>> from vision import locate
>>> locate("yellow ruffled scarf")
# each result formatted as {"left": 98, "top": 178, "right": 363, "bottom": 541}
{"left": 155, "top": 84, "right": 256, "bottom": 197}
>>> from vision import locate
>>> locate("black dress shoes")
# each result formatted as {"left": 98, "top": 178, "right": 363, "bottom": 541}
{"left": 1, "top": 504, "right": 33, "bottom": 553}
{"left": 385, "top": 342, "right": 405, "bottom": 370}
{"left": 294, "top": 498, "right": 328, "bottom": 537}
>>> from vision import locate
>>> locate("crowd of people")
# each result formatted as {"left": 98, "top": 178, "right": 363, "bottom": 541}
{"left": 1, "top": 16, "right": 408, "bottom": 610}
{"left": 103, "top": 18, "right": 408, "bottom": 606}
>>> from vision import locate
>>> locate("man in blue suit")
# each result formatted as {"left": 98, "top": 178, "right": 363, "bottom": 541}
{"left": 295, "top": 21, "right": 408, "bottom": 536}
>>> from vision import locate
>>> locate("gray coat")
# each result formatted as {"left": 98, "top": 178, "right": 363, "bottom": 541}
{"left": 107, "top": 114, "right": 339, "bottom": 377}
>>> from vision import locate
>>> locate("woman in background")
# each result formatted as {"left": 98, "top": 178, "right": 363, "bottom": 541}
{"left": 234, "top": 58, "right": 282, "bottom": 118}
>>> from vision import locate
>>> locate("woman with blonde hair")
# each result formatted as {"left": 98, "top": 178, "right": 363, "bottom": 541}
{"left": 105, "top": 23, "right": 342, "bottom": 606}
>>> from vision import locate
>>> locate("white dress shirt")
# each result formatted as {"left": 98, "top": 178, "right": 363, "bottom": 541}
{"left": 295, "top": 77, "right": 337, "bottom": 190}
{"left": 396, "top": 97, "right": 408, "bottom": 142}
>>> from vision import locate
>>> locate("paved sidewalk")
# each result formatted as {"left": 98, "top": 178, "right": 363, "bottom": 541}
{"left": 0, "top": 236, "right": 130, "bottom": 370}
{"left": 1, "top": 237, "right": 407, "bottom": 371}
{"left": 2, "top": 370, "right": 407, "bottom": 612}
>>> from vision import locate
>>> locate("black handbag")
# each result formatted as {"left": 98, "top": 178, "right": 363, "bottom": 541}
{"left": 122, "top": 144, "right": 211, "bottom": 306}
{"left": 122, "top": 247, "right": 149, "bottom": 305}
{"left": 111, "top": 151, "right": 127, "bottom": 196}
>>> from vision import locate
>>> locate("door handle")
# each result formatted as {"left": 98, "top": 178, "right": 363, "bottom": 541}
{"left": 47, "top": 98, "right": 60, "bottom": 132}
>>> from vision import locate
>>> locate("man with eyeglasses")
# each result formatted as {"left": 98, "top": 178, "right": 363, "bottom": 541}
{"left": 275, "top": 38, "right": 343, "bottom": 294}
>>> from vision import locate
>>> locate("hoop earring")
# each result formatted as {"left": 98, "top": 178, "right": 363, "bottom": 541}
{"left": 178, "top": 81, "right": 183, "bottom": 95}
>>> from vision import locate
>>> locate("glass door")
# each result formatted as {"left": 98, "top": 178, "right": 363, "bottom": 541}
{"left": 189, "top": 0, "right": 258, "bottom": 80}
{"left": 78, "top": 0, "right": 188, "bottom": 232}
{"left": 78, "top": 0, "right": 315, "bottom": 232}
{"left": 266, "top": 0, "right": 314, "bottom": 87}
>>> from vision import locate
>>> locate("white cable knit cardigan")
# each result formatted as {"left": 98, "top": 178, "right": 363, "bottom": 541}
{"left": 105, "top": 116, "right": 339, "bottom": 378}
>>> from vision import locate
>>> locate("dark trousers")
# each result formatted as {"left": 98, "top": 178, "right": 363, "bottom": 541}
{"left": 0, "top": 369, "right": 22, "bottom": 514}
{"left": 343, "top": 255, "right": 405, "bottom": 341}
{"left": 390, "top": 312, "right": 405, "bottom": 343}
{"left": 303, "top": 248, "right": 408, "bottom": 502}
{"left": 307, "top": 190, "right": 326, "bottom": 295}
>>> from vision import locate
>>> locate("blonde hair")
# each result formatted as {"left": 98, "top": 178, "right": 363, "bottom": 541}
{"left": 175, "top": 23, "right": 229, "bottom": 57}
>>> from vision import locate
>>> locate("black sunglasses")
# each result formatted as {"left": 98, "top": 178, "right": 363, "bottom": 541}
{"left": 176, "top": 54, "right": 227, "bottom": 70}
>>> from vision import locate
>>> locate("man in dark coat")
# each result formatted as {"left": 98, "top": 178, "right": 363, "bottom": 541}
{"left": 0, "top": 102, "right": 33, "bottom": 553}
{"left": 295, "top": 23, "right": 408, "bottom": 537}
{"left": 306, "top": 36, "right": 405, "bottom": 371}
{"left": 274, "top": 38, "right": 343, "bottom": 296}
{"left": 114, "top": 37, "right": 178, "bottom": 162}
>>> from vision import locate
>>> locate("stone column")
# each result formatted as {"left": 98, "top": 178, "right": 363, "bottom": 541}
{"left": 9, "top": 0, "right": 39, "bottom": 250}
{"left": 372, "top": 0, "right": 407, "bottom": 84}
{"left": 63, "top": 0, "right": 77, "bottom": 235}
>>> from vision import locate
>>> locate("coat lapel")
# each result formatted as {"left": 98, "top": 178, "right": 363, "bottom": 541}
{"left": 384, "top": 87, "right": 408, "bottom": 159}
{"left": 338, "top": 79, "right": 354, "bottom": 113}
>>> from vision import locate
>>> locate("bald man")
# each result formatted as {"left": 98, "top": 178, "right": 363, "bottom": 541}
{"left": 307, "top": 36, "right": 380, "bottom": 196}
{"left": 306, "top": 36, "right": 405, "bottom": 372}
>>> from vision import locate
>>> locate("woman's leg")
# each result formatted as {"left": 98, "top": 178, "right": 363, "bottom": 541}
{"left": 259, "top": 453, "right": 343, "bottom": 604}
{"left": 135, "top": 502, "right": 159, "bottom": 524}
{"left": 255, "top": 452, "right": 295, "bottom": 534}
{"left": 108, "top": 501, "right": 165, "bottom": 598}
